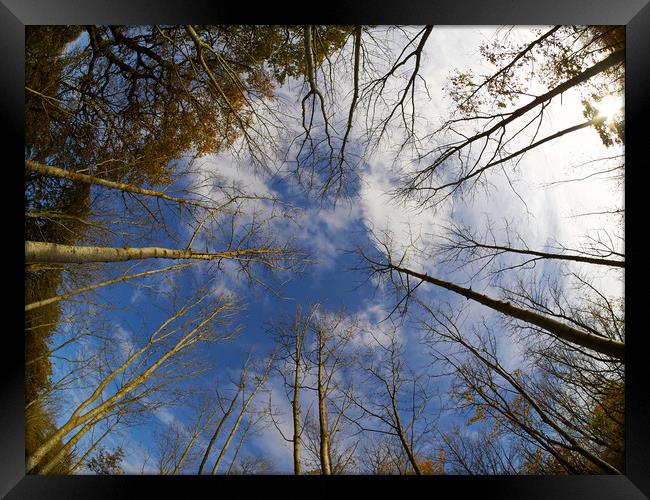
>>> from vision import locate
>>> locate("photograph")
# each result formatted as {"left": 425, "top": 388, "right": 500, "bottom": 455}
{"left": 23, "top": 24, "right": 626, "bottom": 479}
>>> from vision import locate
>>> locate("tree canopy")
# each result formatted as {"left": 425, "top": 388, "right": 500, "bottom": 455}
{"left": 24, "top": 25, "right": 624, "bottom": 477}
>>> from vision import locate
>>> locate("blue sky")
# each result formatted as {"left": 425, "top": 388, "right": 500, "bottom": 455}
{"left": 46, "top": 26, "right": 625, "bottom": 474}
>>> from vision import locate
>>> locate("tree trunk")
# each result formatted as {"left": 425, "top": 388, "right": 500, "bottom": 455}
{"left": 211, "top": 361, "right": 270, "bottom": 474}
{"left": 226, "top": 419, "right": 253, "bottom": 474}
{"left": 25, "top": 161, "right": 218, "bottom": 211}
{"left": 39, "top": 415, "right": 105, "bottom": 474}
{"left": 27, "top": 303, "right": 222, "bottom": 473}
{"left": 409, "top": 48, "right": 625, "bottom": 190}
{"left": 172, "top": 412, "right": 216, "bottom": 475}
{"left": 391, "top": 396, "right": 421, "bottom": 475}
{"left": 69, "top": 420, "right": 118, "bottom": 473}
{"left": 25, "top": 263, "right": 190, "bottom": 311}
{"left": 197, "top": 389, "right": 242, "bottom": 475}
{"left": 293, "top": 339, "right": 302, "bottom": 475}
{"left": 26, "top": 241, "right": 280, "bottom": 265}
{"left": 453, "top": 50, "right": 624, "bottom": 156}
{"left": 462, "top": 240, "right": 624, "bottom": 268}
{"left": 211, "top": 391, "right": 256, "bottom": 474}
{"left": 317, "top": 331, "right": 332, "bottom": 475}
{"left": 389, "top": 264, "right": 625, "bottom": 361}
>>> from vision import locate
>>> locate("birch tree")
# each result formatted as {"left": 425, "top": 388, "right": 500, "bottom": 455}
{"left": 26, "top": 286, "right": 238, "bottom": 474}
{"left": 209, "top": 356, "right": 273, "bottom": 475}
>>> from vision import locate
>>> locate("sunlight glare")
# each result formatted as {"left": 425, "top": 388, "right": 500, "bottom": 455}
{"left": 595, "top": 94, "right": 624, "bottom": 122}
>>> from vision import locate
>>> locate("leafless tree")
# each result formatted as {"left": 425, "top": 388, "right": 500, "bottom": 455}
{"left": 396, "top": 26, "right": 624, "bottom": 208}
{"left": 418, "top": 299, "right": 623, "bottom": 474}
{"left": 26, "top": 285, "right": 239, "bottom": 474}
{"left": 357, "top": 229, "right": 624, "bottom": 361}
{"left": 343, "top": 328, "right": 439, "bottom": 474}
{"left": 267, "top": 304, "right": 319, "bottom": 474}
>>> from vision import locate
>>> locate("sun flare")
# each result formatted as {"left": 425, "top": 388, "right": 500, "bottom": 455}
{"left": 595, "top": 94, "right": 624, "bottom": 121}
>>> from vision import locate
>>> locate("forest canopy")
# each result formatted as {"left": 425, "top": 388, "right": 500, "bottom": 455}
{"left": 24, "top": 25, "right": 624, "bottom": 475}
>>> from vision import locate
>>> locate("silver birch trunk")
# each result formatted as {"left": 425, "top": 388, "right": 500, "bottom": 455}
{"left": 26, "top": 241, "right": 280, "bottom": 265}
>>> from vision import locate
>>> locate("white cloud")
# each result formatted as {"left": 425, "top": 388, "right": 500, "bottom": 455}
{"left": 350, "top": 300, "right": 403, "bottom": 349}
{"left": 154, "top": 407, "right": 177, "bottom": 427}
{"left": 288, "top": 202, "right": 362, "bottom": 270}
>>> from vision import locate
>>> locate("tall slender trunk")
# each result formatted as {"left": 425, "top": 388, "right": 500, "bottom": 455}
{"left": 25, "top": 161, "right": 218, "bottom": 211}
{"left": 456, "top": 335, "right": 622, "bottom": 474}
{"left": 211, "top": 390, "right": 255, "bottom": 474}
{"left": 25, "top": 263, "right": 191, "bottom": 311}
{"left": 458, "top": 238, "right": 624, "bottom": 268}
{"left": 388, "top": 383, "right": 421, "bottom": 475}
{"left": 197, "top": 389, "right": 242, "bottom": 475}
{"left": 27, "top": 302, "right": 223, "bottom": 473}
{"left": 25, "top": 241, "right": 280, "bottom": 265}
{"left": 454, "top": 50, "right": 623, "bottom": 155}
{"left": 411, "top": 48, "right": 625, "bottom": 187}
{"left": 226, "top": 419, "right": 253, "bottom": 475}
{"left": 317, "top": 330, "right": 332, "bottom": 475}
{"left": 293, "top": 338, "right": 302, "bottom": 475}
{"left": 172, "top": 410, "right": 217, "bottom": 475}
{"left": 212, "top": 361, "right": 270, "bottom": 475}
{"left": 389, "top": 264, "right": 625, "bottom": 361}
{"left": 397, "top": 432, "right": 421, "bottom": 475}
{"left": 435, "top": 119, "right": 618, "bottom": 195}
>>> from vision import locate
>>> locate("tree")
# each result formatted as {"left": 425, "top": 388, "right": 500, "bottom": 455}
{"left": 344, "top": 328, "right": 438, "bottom": 474}
{"left": 419, "top": 299, "right": 623, "bottom": 475}
{"left": 26, "top": 286, "right": 238, "bottom": 474}
{"left": 358, "top": 230, "right": 624, "bottom": 361}
{"left": 209, "top": 355, "right": 273, "bottom": 475}
{"left": 25, "top": 25, "right": 626, "bottom": 476}
{"left": 153, "top": 390, "right": 221, "bottom": 475}
{"left": 435, "top": 220, "right": 624, "bottom": 277}
{"left": 190, "top": 351, "right": 274, "bottom": 475}
{"left": 309, "top": 308, "right": 357, "bottom": 474}
{"left": 86, "top": 446, "right": 125, "bottom": 475}
{"left": 25, "top": 25, "right": 351, "bottom": 183}
{"left": 353, "top": 26, "right": 626, "bottom": 466}
{"left": 398, "top": 26, "right": 624, "bottom": 208}
{"left": 24, "top": 25, "right": 337, "bottom": 474}
{"left": 268, "top": 304, "right": 317, "bottom": 475}
{"left": 268, "top": 305, "right": 358, "bottom": 475}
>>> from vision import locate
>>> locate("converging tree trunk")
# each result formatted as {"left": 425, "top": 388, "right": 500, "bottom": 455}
{"left": 211, "top": 360, "right": 271, "bottom": 475}
{"left": 26, "top": 295, "right": 231, "bottom": 473}
{"left": 25, "top": 241, "right": 283, "bottom": 265}
{"left": 387, "top": 264, "right": 624, "bottom": 361}
{"left": 293, "top": 329, "right": 303, "bottom": 475}
{"left": 316, "top": 327, "right": 332, "bottom": 475}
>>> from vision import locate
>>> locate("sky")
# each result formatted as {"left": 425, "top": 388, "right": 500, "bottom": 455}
{"left": 46, "top": 26, "right": 624, "bottom": 474}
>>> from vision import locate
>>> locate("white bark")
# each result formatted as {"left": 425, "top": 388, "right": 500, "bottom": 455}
{"left": 26, "top": 298, "right": 229, "bottom": 473}
{"left": 26, "top": 241, "right": 282, "bottom": 265}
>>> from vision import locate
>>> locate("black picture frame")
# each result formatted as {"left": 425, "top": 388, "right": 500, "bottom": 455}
{"left": 3, "top": 1, "right": 648, "bottom": 498}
